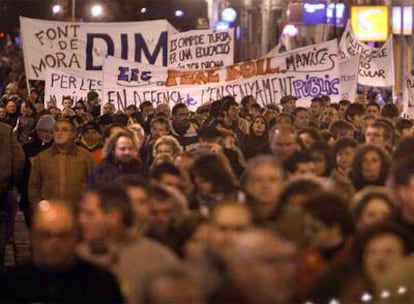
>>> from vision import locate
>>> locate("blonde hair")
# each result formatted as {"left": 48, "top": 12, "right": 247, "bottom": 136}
{"left": 153, "top": 135, "right": 183, "bottom": 158}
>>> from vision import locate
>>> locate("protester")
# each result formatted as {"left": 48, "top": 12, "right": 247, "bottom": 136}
{"left": 0, "top": 200, "right": 124, "bottom": 302}
{"left": 28, "top": 119, "right": 95, "bottom": 206}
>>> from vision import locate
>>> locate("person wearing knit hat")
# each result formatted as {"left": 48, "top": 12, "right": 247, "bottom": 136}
{"left": 77, "top": 121, "right": 103, "bottom": 154}
{"left": 35, "top": 115, "right": 55, "bottom": 131}
{"left": 20, "top": 114, "right": 56, "bottom": 227}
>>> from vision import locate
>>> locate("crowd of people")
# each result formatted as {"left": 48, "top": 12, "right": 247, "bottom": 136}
{"left": 2, "top": 41, "right": 414, "bottom": 303}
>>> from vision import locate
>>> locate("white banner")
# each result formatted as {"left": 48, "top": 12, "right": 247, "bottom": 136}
{"left": 339, "top": 22, "right": 394, "bottom": 87}
{"left": 168, "top": 28, "right": 234, "bottom": 69}
{"left": 339, "top": 55, "right": 359, "bottom": 101}
{"left": 403, "top": 75, "right": 414, "bottom": 118}
{"left": 102, "top": 40, "right": 341, "bottom": 111}
{"left": 20, "top": 17, "right": 175, "bottom": 81}
{"left": 44, "top": 68, "right": 102, "bottom": 108}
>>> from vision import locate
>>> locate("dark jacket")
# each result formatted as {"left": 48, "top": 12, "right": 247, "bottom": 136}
{"left": 0, "top": 122, "right": 24, "bottom": 198}
{"left": 0, "top": 258, "right": 124, "bottom": 303}
{"left": 88, "top": 157, "right": 143, "bottom": 187}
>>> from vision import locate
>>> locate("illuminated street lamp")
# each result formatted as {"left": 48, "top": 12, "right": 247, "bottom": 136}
{"left": 175, "top": 9, "right": 184, "bottom": 17}
{"left": 91, "top": 4, "right": 103, "bottom": 18}
{"left": 52, "top": 4, "right": 63, "bottom": 15}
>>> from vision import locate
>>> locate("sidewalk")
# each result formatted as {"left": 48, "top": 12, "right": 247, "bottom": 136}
{"left": 4, "top": 211, "right": 31, "bottom": 267}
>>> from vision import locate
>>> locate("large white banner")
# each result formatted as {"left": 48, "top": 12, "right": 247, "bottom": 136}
{"left": 168, "top": 29, "right": 234, "bottom": 69}
{"left": 339, "top": 55, "right": 359, "bottom": 101}
{"left": 102, "top": 40, "right": 341, "bottom": 111}
{"left": 44, "top": 68, "right": 102, "bottom": 108}
{"left": 339, "top": 22, "right": 394, "bottom": 87}
{"left": 20, "top": 17, "right": 175, "bottom": 81}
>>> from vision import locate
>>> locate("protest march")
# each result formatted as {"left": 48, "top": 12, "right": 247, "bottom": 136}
{"left": 2, "top": 13, "right": 414, "bottom": 304}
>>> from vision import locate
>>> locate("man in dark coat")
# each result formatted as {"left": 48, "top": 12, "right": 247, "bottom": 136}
{"left": 0, "top": 199, "right": 123, "bottom": 302}
{"left": 20, "top": 114, "right": 55, "bottom": 227}
{"left": 0, "top": 121, "right": 24, "bottom": 265}
{"left": 88, "top": 130, "right": 143, "bottom": 187}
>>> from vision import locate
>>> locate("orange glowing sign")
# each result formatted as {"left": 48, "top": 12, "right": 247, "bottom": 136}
{"left": 351, "top": 6, "right": 389, "bottom": 41}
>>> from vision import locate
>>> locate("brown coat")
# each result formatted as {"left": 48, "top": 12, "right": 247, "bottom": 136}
{"left": 0, "top": 122, "right": 24, "bottom": 196}
{"left": 28, "top": 143, "right": 95, "bottom": 206}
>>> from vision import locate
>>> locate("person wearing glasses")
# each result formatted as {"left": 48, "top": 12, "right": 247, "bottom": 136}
{"left": 29, "top": 119, "right": 95, "bottom": 208}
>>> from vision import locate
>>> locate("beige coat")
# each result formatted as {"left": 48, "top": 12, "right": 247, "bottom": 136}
{"left": 29, "top": 144, "right": 95, "bottom": 206}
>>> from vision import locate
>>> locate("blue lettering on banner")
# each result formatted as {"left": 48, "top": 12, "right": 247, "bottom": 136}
{"left": 86, "top": 31, "right": 168, "bottom": 70}
{"left": 292, "top": 75, "right": 339, "bottom": 98}
{"left": 117, "top": 66, "right": 152, "bottom": 82}
{"left": 86, "top": 33, "right": 115, "bottom": 70}
{"left": 134, "top": 32, "right": 168, "bottom": 66}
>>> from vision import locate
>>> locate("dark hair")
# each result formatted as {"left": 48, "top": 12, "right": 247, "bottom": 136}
{"left": 366, "top": 102, "right": 380, "bottom": 111}
{"left": 395, "top": 118, "right": 413, "bottom": 134}
{"left": 338, "top": 99, "right": 351, "bottom": 107}
{"left": 284, "top": 151, "right": 314, "bottom": 174}
{"left": 103, "top": 130, "right": 135, "bottom": 160}
{"left": 190, "top": 153, "right": 237, "bottom": 194}
{"left": 102, "top": 123, "right": 125, "bottom": 140}
{"left": 311, "top": 96, "right": 326, "bottom": 106}
{"left": 115, "top": 174, "right": 149, "bottom": 191}
{"left": 126, "top": 104, "right": 139, "bottom": 113}
{"left": 329, "top": 120, "right": 355, "bottom": 140}
{"left": 219, "top": 96, "right": 238, "bottom": 115}
{"left": 352, "top": 186, "right": 397, "bottom": 225}
{"left": 298, "top": 127, "right": 322, "bottom": 144}
{"left": 345, "top": 103, "right": 365, "bottom": 121}
{"left": 279, "top": 176, "right": 324, "bottom": 207}
{"left": 394, "top": 136, "right": 414, "bottom": 162}
{"left": 308, "top": 141, "right": 335, "bottom": 177}
{"left": 241, "top": 95, "right": 254, "bottom": 107}
{"left": 391, "top": 156, "right": 414, "bottom": 187}
{"left": 353, "top": 221, "right": 413, "bottom": 267}
{"left": 88, "top": 185, "right": 134, "bottom": 228}
{"left": 172, "top": 103, "right": 188, "bottom": 116}
{"left": 276, "top": 113, "right": 295, "bottom": 126}
{"left": 150, "top": 116, "right": 170, "bottom": 129}
{"left": 293, "top": 106, "right": 308, "bottom": 117}
{"left": 380, "top": 103, "right": 399, "bottom": 119}
{"left": 140, "top": 101, "right": 153, "bottom": 111}
{"left": 369, "top": 120, "right": 395, "bottom": 148}
{"left": 113, "top": 113, "right": 129, "bottom": 127}
{"left": 304, "top": 191, "right": 355, "bottom": 236}
{"left": 150, "top": 162, "right": 181, "bottom": 181}
{"left": 333, "top": 137, "right": 359, "bottom": 158}
{"left": 351, "top": 144, "right": 391, "bottom": 191}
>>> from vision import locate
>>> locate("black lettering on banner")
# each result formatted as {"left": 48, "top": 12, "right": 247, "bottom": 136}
{"left": 179, "top": 48, "right": 192, "bottom": 61}
{"left": 32, "top": 53, "right": 81, "bottom": 78}
{"left": 285, "top": 47, "right": 335, "bottom": 72}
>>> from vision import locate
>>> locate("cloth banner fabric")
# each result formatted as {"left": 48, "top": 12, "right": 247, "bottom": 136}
{"left": 339, "top": 55, "right": 360, "bottom": 101}
{"left": 168, "top": 28, "right": 234, "bottom": 69}
{"left": 44, "top": 68, "right": 102, "bottom": 108}
{"left": 403, "top": 75, "right": 414, "bottom": 118}
{"left": 102, "top": 40, "right": 341, "bottom": 111}
{"left": 20, "top": 17, "right": 175, "bottom": 81}
{"left": 339, "top": 22, "right": 394, "bottom": 87}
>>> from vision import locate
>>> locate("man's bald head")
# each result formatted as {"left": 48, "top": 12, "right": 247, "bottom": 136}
{"left": 31, "top": 200, "right": 78, "bottom": 270}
